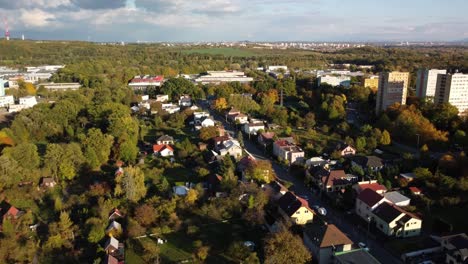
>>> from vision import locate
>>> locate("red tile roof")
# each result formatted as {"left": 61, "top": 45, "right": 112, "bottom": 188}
{"left": 6, "top": 206, "right": 19, "bottom": 217}
{"left": 131, "top": 75, "right": 164, "bottom": 83}
{"left": 320, "top": 224, "right": 353, "bottom": 248}
{"left": 153, "top": 144, "right": 174, "bottom": 153}
{"left": 409, "top": 187, "right": 422, "bottom": 193}
{"left": 357, "top": 183, "right": 387, "bottom": 193}
{"left": 357, "top": 188, "right": 385, "bottom": 207}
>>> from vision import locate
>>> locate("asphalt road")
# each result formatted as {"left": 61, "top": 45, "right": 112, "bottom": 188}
{"left": 211, "top": 110, "right": 402, "bottom": 264}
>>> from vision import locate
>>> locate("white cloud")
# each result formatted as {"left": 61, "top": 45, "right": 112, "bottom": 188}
{"left": 19, "top": 8, "right": 57, "bottom": 28}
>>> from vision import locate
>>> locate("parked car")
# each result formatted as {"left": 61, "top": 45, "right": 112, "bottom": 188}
{"left": 358, "top": 242, "right": 369, "bottom": 251}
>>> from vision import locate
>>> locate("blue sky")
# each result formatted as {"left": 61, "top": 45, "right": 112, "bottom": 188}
{"left": 0, "top": 0, "right": 467, "bottom": 42}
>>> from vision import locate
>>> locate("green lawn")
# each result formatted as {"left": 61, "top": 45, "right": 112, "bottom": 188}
{"left": 126, "top": 248, "right": 145, "bottom": 264}
{"left": 181, "top": 48, "right": 256, "bottom": 57}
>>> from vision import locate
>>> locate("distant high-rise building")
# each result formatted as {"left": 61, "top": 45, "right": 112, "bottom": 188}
{"left": 416, "top": 69, "right": 447, "bottom": 98}
{"left": 362, "top": 75, "right": 379, "bottom": 90}
{"left": 435, "top": 73, "right": 468, "bottom": 115}
{"left": 375, "top": 72, "right": 409, "bottom": 114}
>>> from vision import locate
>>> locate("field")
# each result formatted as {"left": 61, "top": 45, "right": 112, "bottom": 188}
{"left": 180, "top": 47, "right": 258, "bottom": 57}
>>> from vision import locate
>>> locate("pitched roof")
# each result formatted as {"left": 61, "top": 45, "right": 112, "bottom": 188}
{"left": 6, "top": 206, "right": 19, "bottom": 217}
{"left": 156, "top": 134, "right": 174, "bottom": 142}
{"left": 409, "top": 187, "right": 422, "bottom": 193}
{"left": 304, "top": 224, "right": 353, "bottom": 248}
{"left": 106, "top": 255, "right": 119, "bottom": 264}
{"left": 353, "top": 156, "right": 383, "bottom": 168}
{"left": 334, "top": 249, "right": 381, "bottom": 264}
{"left": 106, "top": 221, "right": 122, "bottom": 233}
{"left": 357, "top": 188, "right": 385, "bottom": 207}
{"left": 153, "top": 144, "right": 174, "bottom": 153}
{"left": 383, "top": 191, "right": 410, "bottom": 204}
{"left": 278, "top": 191, "right": 312, "bottom": 216}
{"left": 260, "top": 132, "right": 275, "bottom": 140}
{"left": 372, "top": 202, "right": 404, "bottom": 223}
{"left": 357, "top": 182, "right": 387, "bottom": 193}
{"left": 109, "top": 208, "right": 123, "bottom": 219}
{"left": 336, "top": 142, "right": 355, "bottom": 151}
{"left": 446, "top": 233, "right": 468, "bottom": 251}
{"left": 105, "top": 237, "right": 119, "bottom": 251}
{"left": 323, "top": 170, "right": 346, "bottom": 187}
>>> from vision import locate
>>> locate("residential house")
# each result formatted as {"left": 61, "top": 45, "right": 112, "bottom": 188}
{"left": 40, "top": 177, "right": 57, "bottom": 188}
{"left": 273, "top": 140, "right": 305, "bottom": 165}
{"left": 231, "top": 113, "right": 248, "bottom": 124}
{"left": 351, "top": 156, "right": 384, "bottom": 171}
{"left": 320, "top": 170, "right": 358, "bottom": 193}
{"left": 335, "top": 142, "right": 356, "bottom": 157}
{"left": 383, "top": 191, "right": 411, "bottom": 207}
{"left": 242, "top": 122, "right": 265, "bottom": 135}
{"left": 226, "top": 107, "right": 240, "bottom": 117}
{"left": 440, "top": 233, "right": 468, "bottom": 264}
{"left": 193, "top": 111, "right": 210, "bottom": 120}
{"left": 409, "top": 187, "right": 422, "bottom": 196}
{"left": 155, "top": 94, "right": 169, "bottom": 102}
{"left": 334, "top": 249, "right": 381, "bottom": 264}
{"left": 0, "top": 202, "right": 22, "bottom": 221}
{"left": 354, "top": 180, "right": 387, "bottom": 195}
{"left": 109, "top": 209, "right": 124, "bottom": 221}
{"left": 173, "top": 185, "right": 190, "bottom": 196}
{"left": 161, "top": 103, "right": 180, "bottom": 114}
{"left": 104, "top": 255, "right": 119, "bottom": 264}
{"left": 399, "top": 172, "right": 416, "bottom": 182}
{"left": 263, "top": 181, "right": 288, "bottom": 201}
{"left": 106, "top": 221, "right": 122, "bottom": 237}
{"left": 200, "top": 117, "right": 215, "bottom": 128}
{"left": 179, "top": 95, "right": 192, "bottom": 107}
{"left": 218, "top": 139, "right": 243, "bottom": 159}
{"left": 258, "top": 132, "right": 275, "bottom": 145}
{"left": 156, "top": 134, "right": 174, "bottom": 145}
{"left": 278, "top": 192, "right": 314, "bottom": 225}
{"left": 153, "top": 144, "right": 174, "bottom": 157}
{"left": 212, "top": 135, "right": 231, "bottom": 150}
{"left": 372, "top": 202, "right": 422, "bottom": 237}
{"left": 305, "top": 157, "right": 328, "bottom": 168}
{"left": 104, "top": 237, "right": 121, "bottom": 255}
{"left": 355, "top": 188, "right": 388, "bottom": 221}
{"left": 303, "top": 224, "right": 353, "bottom": 264}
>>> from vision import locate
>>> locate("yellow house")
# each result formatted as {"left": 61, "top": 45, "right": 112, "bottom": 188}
{"left": 278, "top": 191, "right": 314, "bottom": 225}
{"left": 371, "top": 202, "right": 422, "bottom": 238}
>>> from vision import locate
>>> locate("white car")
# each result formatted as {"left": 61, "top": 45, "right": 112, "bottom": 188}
{"left": 358, "top": 242, "right": 369, "bottom": 251}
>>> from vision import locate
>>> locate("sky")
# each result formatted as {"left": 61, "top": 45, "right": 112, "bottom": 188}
{"left": 0, "top": 0, "right": 467, "bottom": 42}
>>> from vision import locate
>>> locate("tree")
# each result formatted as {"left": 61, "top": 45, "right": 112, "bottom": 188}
{"left": 380, "top": 130, "right": 391, "bottom": 145}
{"left": 199, "top": 126, "right": 219, "bottom": 141}
{"left": 264, "top": 229, "right": 311, "bottom": 264}
{"left": 213, "top": 97, "right": 228, "bottom": 112}
{"left": 237, "top": 131, "right": 244, "bottom": 147}
{"left": 355, "top": 137, "right": 367, "bottom": 152}
{"left": 2, "top": 142, "right": 40, "bottom": 170}
{"left": 135, "top": 204, "right": 157, "bottom": 227}
{"left": 118, "top": 166, "right": 147, "bottom": 202}
{"left": 80, "top": 128, "right": 114, "bottom": 169}
{"left": 245, "top": 160, "right": 274, "bottom": 183}
{"left": 185, "top": 189, "right": 199, "bottom": 205}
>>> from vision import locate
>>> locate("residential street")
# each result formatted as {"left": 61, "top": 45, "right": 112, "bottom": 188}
{"left": 210, "top": 109, "right": 402, "bottom": 264}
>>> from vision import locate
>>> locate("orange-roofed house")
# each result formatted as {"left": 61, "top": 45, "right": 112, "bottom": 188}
{"left": 153, "top": 144, "right": 174, "bottom": 157}
{"left": 277, "top": 191, "right": 314, "bottom": 225}
{"left": 353, "top": 180, "right": 387, "bottom": 194}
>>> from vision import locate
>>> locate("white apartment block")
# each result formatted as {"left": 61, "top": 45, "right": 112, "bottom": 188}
{"left": 39, "top": 82, "right": 82, "bottom": 91}
{"left": 416, "top": 69, "right": 447, "bottom": 98}
{"left": 435, "top": 73, "right": 468, "bottom": 115}
{"left": 194, "top": 71, "right": 254, "bottom": 84}
{"left": 318, "top": 75, "right": 351, "bottom": 88}
{"left": 375, "top": 72, "right": 409, "bottom": 114}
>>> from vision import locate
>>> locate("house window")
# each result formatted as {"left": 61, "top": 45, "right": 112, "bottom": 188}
{"left": 296, "top": 211, "right": 300, "bottom": 214}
